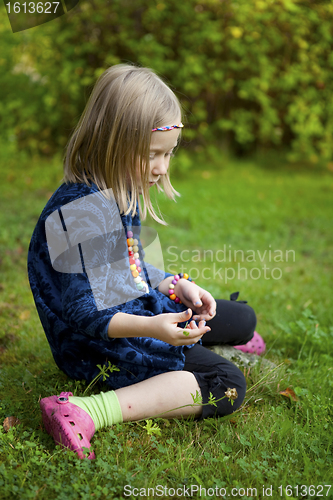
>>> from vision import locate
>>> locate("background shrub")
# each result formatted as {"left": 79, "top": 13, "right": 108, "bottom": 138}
{"left": 1, "top": 0, "right": 333, "bottom": 161}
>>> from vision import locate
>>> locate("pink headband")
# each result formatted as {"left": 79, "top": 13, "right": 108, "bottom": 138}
{"left": 151, "top": 123, "right": 184, "bottom": 132}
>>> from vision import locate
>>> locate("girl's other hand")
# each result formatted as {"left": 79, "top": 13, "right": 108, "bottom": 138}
{"left": 174, "top": 279, "right": 216, "bottom": 321}
{"left": 149, "top": 309, "right": 211, "bottom": 347}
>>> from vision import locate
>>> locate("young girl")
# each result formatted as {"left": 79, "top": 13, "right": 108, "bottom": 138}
{"left": 28, "top": 64, "right": 260, "bottom": 460}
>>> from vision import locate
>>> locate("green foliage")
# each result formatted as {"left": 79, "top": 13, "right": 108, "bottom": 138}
{"left": 83, "top": 361, "right": 120, "bottom": 395}
{"left": 142, "top": 419, "right": 162, "bottom": 436}
{"left": 0, "top": 146, "right": 333, "bottom": 497}
{"left": 191, "top": 390, "right": 203, "bottom": 406}
{"left": 1, "top": 0, "right": 333, "bottom": 161}
{"left": 279, "top": 308, "right": 333, "bottom": 359}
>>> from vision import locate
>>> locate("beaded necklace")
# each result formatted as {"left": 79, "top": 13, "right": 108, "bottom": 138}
{"left": 126, "top": 123, "right": 184, "bottom": 295}
{"left": 126, "top": 229, "right": 149, "bottom": 294}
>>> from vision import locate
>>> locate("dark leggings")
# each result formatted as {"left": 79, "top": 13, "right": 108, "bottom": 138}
{"left": 183, "top": 296, "right": 257, "bottom": 419}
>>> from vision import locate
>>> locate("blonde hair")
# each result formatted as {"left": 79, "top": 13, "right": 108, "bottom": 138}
{"left": 63, "top": 64, "right": 182, "bottom": 224}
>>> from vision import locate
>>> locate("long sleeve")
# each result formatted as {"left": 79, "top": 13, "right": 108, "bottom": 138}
{"left": 28, "top": 181, "right": 188, "bottom": 389}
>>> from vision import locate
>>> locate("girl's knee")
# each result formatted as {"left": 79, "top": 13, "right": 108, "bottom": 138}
{"left": 216, "top": 368, "right": 246, "bottom": 415}
{"left": 199, "top": 365, "right": 247, "bottom": 419}
{"left": 238, "top": 304, "right": 257, "bottom": 344}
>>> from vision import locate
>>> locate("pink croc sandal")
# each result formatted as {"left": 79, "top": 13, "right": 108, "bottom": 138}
{"left": 40, "top": 391, "right": 96, "bottom": 459}
{"left": 234, "top": 331, "right": 266, "bottom": 355}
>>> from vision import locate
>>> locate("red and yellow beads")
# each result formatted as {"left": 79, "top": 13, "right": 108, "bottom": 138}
{"left": 127, "top": 230, "right": 148, "bottom": 293}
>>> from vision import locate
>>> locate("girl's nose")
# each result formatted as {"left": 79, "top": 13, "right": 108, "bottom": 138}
{"left": 152, "top": 156, "right": 169, "bottom": 176}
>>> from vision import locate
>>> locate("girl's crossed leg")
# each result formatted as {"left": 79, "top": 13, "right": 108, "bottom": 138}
{"left": 40, "top": 299, "right": 255, "bottom": 458}
{"left": 117, "top": 298, "right": 255, "bottom": 421}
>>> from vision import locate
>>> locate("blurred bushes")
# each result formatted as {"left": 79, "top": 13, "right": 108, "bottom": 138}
{"left": 1, "top": 0, "right": 333, "bottom": 161}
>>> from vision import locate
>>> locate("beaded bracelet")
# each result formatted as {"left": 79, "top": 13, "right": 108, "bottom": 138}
{"left": 168, "top": 273, "right": 194, "bottom": 304}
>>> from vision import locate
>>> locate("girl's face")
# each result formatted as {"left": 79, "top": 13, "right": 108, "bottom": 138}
{"left": 136, "top": 125, "right": 181, "bottom": 192}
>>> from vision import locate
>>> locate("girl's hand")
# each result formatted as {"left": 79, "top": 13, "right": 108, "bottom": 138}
{"left": 174, "top": 279, "right": 216, "bottom": 321}
{"left": 149, "top": 309, "right": 211, "bottom": 347}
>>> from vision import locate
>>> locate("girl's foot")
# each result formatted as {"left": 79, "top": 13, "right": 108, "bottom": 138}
{"left": 234, "top": 331, "right": 266, "bottom": 355}
{"left": 40, "top": 392, "right": 96, "bottom": 459}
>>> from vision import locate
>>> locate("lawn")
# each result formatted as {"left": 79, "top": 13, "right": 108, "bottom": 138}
{"left": 0, "top": 143, "right": 332, "bottom": 499}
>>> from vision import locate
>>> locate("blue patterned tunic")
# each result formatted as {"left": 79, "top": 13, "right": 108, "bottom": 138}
{"left": 28, "top": 182, "right": 189, "bottom": 389}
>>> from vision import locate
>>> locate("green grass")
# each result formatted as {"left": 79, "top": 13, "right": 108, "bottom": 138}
{"left": 0, "top": 144, "right": 333, "bottom": 499}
